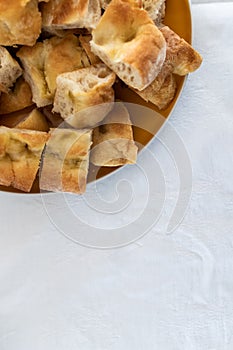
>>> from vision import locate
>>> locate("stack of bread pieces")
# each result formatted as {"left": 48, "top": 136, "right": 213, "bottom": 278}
{"left": 0, "top": 0, "right": 202, "bottom": 194}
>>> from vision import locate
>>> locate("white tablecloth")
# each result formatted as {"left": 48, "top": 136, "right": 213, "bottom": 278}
{"left": 1, "top": 2, "right": 233, "bottom": 349}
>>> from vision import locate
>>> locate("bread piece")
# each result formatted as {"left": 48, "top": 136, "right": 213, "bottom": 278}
{"left": 41, "top": 0, "right": 101, "bottom": 31}
{"left": 160, "top": 26, "right": 203, "bottom": 75}
{"left": 0, "top": 126, "right": 48, "bottom": 192}
{"left": 0, "top": 78, "right": 33, "bottom": 115}
{"left": 90, "top": 0, "right": 166, "bottom": 91}
{"left": 100, "top": 0, "right": 165, "bottom": 24}
{"left": 0, "top": 46, "right": 22, "bottom": 93}
{"left": 0, "top": 106, "right": 49, "bottom": 132}
{"left": 134, "top": 73, "right": 177, "bottom": 109}
{"left": 132, "top": 26, "right": 202, "bottom": 108}
{"left": 143, "top": 0, "right": 165, "bottom": 24}
{"left": 17, "top": 34, "right": 90, "bottom": 107}
{"left": 40, "top": 128, "right": 92, "bottom": 194}
{"left": 0, "top": 0, "right": 41, "bottom": 46}
{"left": 140, "top": 26, "right": 202, "bottom": 93}
{"left": 53, "top": 64, "right": 116, "bottom": 128}
{"left": 80, "top": 35, "right": 101, "bottom": 65}
{"left": 91, "top": 102, "right": 138, "bottom": 166}
{"left": 16, "top": 109, "right": 49, "bottom": 132}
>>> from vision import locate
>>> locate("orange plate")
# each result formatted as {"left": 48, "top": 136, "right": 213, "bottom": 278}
{"left": 0, "top": 0, "right": 192, "bottom": 194}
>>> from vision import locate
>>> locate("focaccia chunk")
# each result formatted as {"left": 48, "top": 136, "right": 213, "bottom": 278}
{"left": 40, "top": 128, "right": 92, "bottom": 194}
{"left": 134, "top": 73, "right": 177, "bottom": 109}
{"left": 0, "top": 126, "right": 48, "bottom": 192}
{"left": 0, "top": 46, "right": 22, "bottom": 93}
{"left": 41, "top": 0, "right": 101, "bottom": 31}
{"left": 16, "top": 109, "right": 49, "bottom": 132}
{"left": 91, "top": 0, "right": 166, "bottom": 91}
{"left": 53, "top": 63, "right": 116, "bottom": 128}
{"left": 132, "top": 26, "right": 202, "bottom": 109}
{"left": 160, "top": 26, "right": 203, "bottom": 76}
{"left": 0, "top": 78, "right": 33, "bottom": 115}
{"left": 91, "top": 102, "right": 138, "bottom": 166}
{"left": 0, "top": 0, "right": 41, "bottom": 46}
{"left": 17, "top": 34, "right": 90, "bottom": 107}
{"left": 100, "top": 0, "right": 166, "bottom": 24}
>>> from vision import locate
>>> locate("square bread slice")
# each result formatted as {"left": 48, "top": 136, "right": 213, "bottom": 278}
{"left": 40, "top": 128, "right": 92, "bottom": 194}
{"left": 0, "top": 78, "right": 33, "bottom": 115}
{"left": 53, "top": 63, "right": 116, "bottom": 128}
{"left": 17, "top": 34, "right": 90, "bottom": 107}
{"left": 90, "top": 0, "right": 166, "bottom": 91}
{"left": 41, "top": 0, "right": 101, "bottom": 31}
{"left": 0, "top": 46, "right": 22, "bottom": 93}
{"left": 0, "top": 126, "right": 48, "bottom": 192}
{"left": 91, "top": 102, "right": 138, "bottom": 166}
{"left": 0, "top": 0, "right": 41, "bottom": 46}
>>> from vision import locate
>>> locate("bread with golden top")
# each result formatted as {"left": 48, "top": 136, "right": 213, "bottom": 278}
{"left": 0, "top": 126, "right": 48, "bottom": 192}
{"left": 0, "top": 0, "right": 41, "bottom": 46}
{"left": 40, "top": 128, "right": 92, "bottom": 194}
{"left": 41, "top": 0, "right": 101, "bottom": 31}
{"left": 90, "top": 0, "right": 166, "bottom": 91}
{"left": 0, "top": 78, "right": 33, "bottom": 115}
{"left": 17, "top": 34, "right": 90, "bottom": 107}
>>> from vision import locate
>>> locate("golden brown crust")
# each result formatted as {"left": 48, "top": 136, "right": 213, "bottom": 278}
{"left": 100, "top": 0, "right": 165, "bottom": 24}
{"left": 16, "top": 109, "right": 49, "bottom": 132}
{"left": 91, "top": 102, "right": 138, "bottom": 166}
{"left": 0, "top": 78, "right": 33, "bottom": 115}
{"left": 0, "top": 126, "right": 48, "bottom": 192}
{"left": 134, "top": 73, "right": 177, "bottom": 109}
{"left": 0, "top": 106, "right": 34, "bottom": 128}
{"left": 0, "top": 0, "right": 41, "bottom": 46}
{"left": 17, "top": 34, "right": 90, "bottom": 107}
{"left": 160, "top": 26, "right": 203, "bottom": 75}
{"left": 91, "top": 0, "right": 166, "bottom": 91}
{"left": 0, "top": 108, "right": 48, "bottom": 132}
{"left": 40, "top": 128, "right": 92, "bottom": 194}
{"left": 132, "top": 26, "right": 202, "bottom": 109}
{"left": 41, "top": 0, "right": 101, "bottom": 30}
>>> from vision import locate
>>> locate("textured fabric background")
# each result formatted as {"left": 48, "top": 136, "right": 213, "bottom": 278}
{"left": 0, "top": 2, "right": 233, "bottom": 349}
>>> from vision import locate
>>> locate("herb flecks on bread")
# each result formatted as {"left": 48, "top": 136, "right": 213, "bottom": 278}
{"left": 0, "top": 126, "right": 48, "bottom": 192}
{"left": 40, "top": 128, "right": 92, "bottom": 194}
